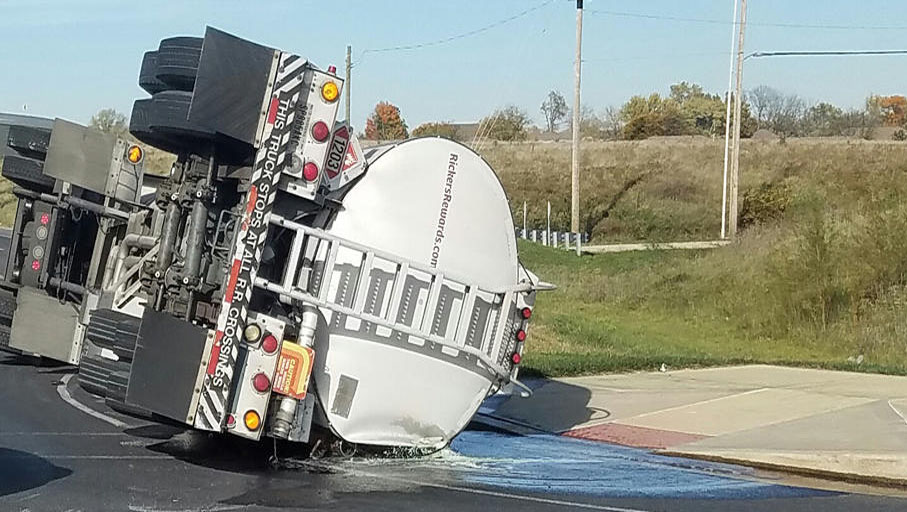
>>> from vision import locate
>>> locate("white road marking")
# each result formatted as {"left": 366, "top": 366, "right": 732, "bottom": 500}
{"left": 56, "top": 374, "right": 129, "bottom": 428}
{"left": 888, "top": 399, "right": 907, "bottom": 425}
{"left": 337, "top": 466, "right": 652, "bottom": 512}
{"left": 619, "top": 387, "right": 770, "bottom": 422}
{"left": 0, "top": 454, "right": 171, "bottom": 460}
{"left": 15, "top": 491, "right": 40, "bottom": 502}
{"left": 120, "top": 439, "right": 157, "bottom": 448}
{"left": 128, "top": 505, "right": 246, "bottom": 512}
{"left": 41, "top": 455, "right": 171, "bottom": 460}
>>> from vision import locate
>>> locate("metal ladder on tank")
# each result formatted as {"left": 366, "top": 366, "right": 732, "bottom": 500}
{"left": 253, "top": 213, "right": 534, "bottom": 380}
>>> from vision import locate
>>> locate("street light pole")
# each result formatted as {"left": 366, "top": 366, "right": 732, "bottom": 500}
{"left": 571, "top": 0, "right": 583, "bottom": 242}
{"left": 345, "top": 45, "right": 352, "bottom": 123}
{"left": 729, "top": 0, "right": 747, "bottom": 239}
{"left": 720, "top": 0, "right": 739, "bottom": 240}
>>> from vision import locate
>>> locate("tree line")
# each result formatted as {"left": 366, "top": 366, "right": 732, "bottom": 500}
{"left": 365, "top": 83, "right": 904, "bottom": 143}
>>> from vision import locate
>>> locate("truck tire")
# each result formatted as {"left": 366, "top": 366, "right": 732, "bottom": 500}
{"left": 110, "top": 316, "right": 140, "bottom": 362}
{"left": 6, "top": 125, "right": 51, "bottom": 159}
{"left": 78, "top": 354, "right": 117, "bottom": 398}
{"left": 139, "top": 51, "right": 168, "bottom": 95}
{"left": 0, "top": 288, "right": 15, "bottom": 353}
{"left": 155, "top": 37, "right": 202, "bottom": 92}
{"left": 0, "top": 324, "right": 16, "bottom": 355}
{"left": 130, "top": 91, "right": 214, "bottom": 154}
{"left": 106, "top": 370, "right": 129, "bottom": 403}
{"left": 0, "top": 289, "right": 16, "bottom": 320}
{"left": 103, "top": 368, "right": 153, "bottom": 419}
{"left": 1, "top": 155, "right": 55, "bottom": 192}
{"left": 84, "top": 309, "right": 140, "bottom": 362}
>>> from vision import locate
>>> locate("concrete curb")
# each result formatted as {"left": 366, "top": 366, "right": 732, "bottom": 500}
{"left": 659, "top": 450, "right": 907, "bottom": 489}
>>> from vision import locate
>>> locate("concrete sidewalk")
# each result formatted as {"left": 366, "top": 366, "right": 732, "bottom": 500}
{"left": 481, "top": 365, "right": 907, "bottom": 487}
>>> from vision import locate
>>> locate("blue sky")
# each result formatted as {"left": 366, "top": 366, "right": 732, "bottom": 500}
{"left": 1, "top": 0, "right": 905, "bottom": 132}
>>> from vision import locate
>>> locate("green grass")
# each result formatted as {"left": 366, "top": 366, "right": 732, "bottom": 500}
{"left": 0, "top": 157, "right": 14, "bottom": 226}
{"left": 482, "top": 139, "right": 907, "bottom": 377}
{"left": 519, "top": 240, "right": 907, "bottom": 377}
{"left": 483, "top": 138, "right": 907, "bottom": 243}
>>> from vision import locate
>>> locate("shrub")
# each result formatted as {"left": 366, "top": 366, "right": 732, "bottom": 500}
{"left": 477, "top": 106, "right": 530, "bottom": 142}
{"left": 412, "top": 122, "right": 459, "bottom": 140}
{"left": 739, "top": 182, "right": 792, "bottom": 229}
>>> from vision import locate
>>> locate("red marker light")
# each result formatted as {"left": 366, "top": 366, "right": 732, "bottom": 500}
{"left": 516, "top": 329, "right": 527, "bottom": 342}
{"left": 31, "top": 260, "right": 40, "bottom": 271}
{"left": 303, "top": 162, "right": 319, "bottom": 181}
{"left": 252, "top": 372, "right": 271, "bottom": 393}
{"left": 226, "top": 414, "right": 236, "bottom": 428}
{"left": 40, "top": 213, "right": 50, "bottom": 225}
{"left": 261, "top": 334, "right": 279, "bottom": 354}
{"left": 327, "top": 65, "right": 337, "bottom": 74}
{"left": 511, "top": 352, "right": 522, "bottom": 365}
{"left": 311, "top": 121, "right": 330, "bottom": 142}
{"left": 521, "top": 307, "right": 532, "bottom": 320}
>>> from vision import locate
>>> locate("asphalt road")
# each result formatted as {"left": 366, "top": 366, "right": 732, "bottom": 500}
{"left": 1, "top": 354, "right": 906, "bottom": 512}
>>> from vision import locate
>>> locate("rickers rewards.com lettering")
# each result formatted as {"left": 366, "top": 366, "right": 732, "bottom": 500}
{"left": 431, "top": 153, "right": 459, "bottom": 267}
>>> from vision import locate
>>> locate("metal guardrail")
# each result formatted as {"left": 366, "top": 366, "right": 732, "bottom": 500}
{"left": 516, "top": 228, "right": 589, "bottom": 250}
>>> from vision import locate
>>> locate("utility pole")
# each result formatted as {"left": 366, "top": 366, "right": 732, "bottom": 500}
{"left": 729, "top": 0, "right": 747, "bottom": 239}
{"left": 720, "top": 0, "right": 739, "bottom": 240}
{"left": 345, "top": 45, "right": 352, "bottom": 123}
{"left": 571, "top": 0, "right": 583, "bottom": 246}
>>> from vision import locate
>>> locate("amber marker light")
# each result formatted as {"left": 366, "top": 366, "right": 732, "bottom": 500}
{"left": 321, "top": 81, "right": 339, "bottom": 102}
{"left": 126, "top": 145, "right": 143, "bottom": 164}
{"left": 244, "top": 410, "right": 261, "bottom": 431}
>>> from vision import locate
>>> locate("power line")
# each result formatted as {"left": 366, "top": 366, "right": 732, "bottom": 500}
{"left": 747, "top": 49, "right": 907, "bottom": 59}
{"left": 586, "top": 8, "right": 907, "bottom": 30}
{"left": 581, "top": 51, "right": 729, "bottom": 63}
{"left": 358, "top": 0, "right": 555, "bottom": 60}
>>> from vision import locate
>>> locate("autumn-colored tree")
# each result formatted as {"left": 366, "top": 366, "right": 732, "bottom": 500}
{"left": 365, "top": 101, "right": 408, "bottom": 140}
{"left": 868, "top": 95, "right": 907, "bottom": 126}
{"left": 412, "top": 121, "right": 459, "bottom": 140}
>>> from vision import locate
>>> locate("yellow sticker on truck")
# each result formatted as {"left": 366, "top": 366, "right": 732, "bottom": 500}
{"left": 272, "top": 341, "right": 315, "bottom": 399}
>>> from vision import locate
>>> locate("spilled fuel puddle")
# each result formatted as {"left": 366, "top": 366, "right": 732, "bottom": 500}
{"left": 278, "top": 430, "right": 837, "bottom": 500}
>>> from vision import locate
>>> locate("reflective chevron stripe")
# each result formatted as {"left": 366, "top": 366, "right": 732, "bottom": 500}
{"left": 194, "top": 51, "right": 308, "bottom": 431}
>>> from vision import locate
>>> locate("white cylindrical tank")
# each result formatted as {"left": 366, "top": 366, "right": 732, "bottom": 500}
{"left": 311, "top": 137, "right": 519, "bottom": 448}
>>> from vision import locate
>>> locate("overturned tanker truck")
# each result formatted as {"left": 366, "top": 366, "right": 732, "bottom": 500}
{"left": 0, "top": 28, "right": 546, "bottom": 452}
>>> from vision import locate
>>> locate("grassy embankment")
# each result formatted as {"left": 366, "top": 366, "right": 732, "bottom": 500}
{"left": 0, "top": 156, "right": 15, "bottom": 226}
{"left": 483, "top": 139, "right": 907, "bottom": 377}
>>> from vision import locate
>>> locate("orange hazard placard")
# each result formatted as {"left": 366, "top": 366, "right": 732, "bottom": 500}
{"left": 272, "top": 342, "right": 315, "bottom": 399}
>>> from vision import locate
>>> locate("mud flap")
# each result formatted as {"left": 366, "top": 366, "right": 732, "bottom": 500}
{"left": 9, "top": 288, "right": 78, "bottom": 362}
{"left": 127, "top": 310, "right": 213, "bottom": 424}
